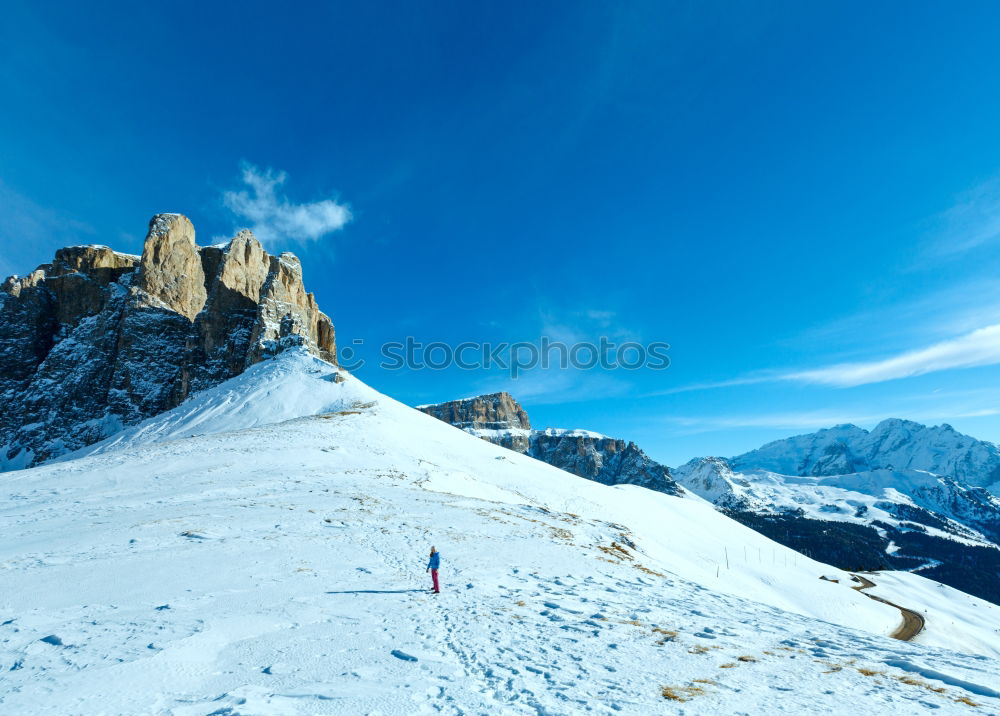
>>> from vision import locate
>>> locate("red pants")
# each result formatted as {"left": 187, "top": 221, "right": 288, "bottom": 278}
{"left": 431, "top": 569, "right": 440, "bottom": 593}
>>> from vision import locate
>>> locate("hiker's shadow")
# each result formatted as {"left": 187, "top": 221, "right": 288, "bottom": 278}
{"left": 326, "top": 589, "right": 426, "bottom": 594}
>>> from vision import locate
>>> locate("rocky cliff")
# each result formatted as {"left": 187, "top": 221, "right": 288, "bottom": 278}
{"left": 417, "top": 393, "right": 681, "bottom": 495}
{"left": 0, "top": 213, "right": 335, "bottom": 469}
{"left": 417, "top": 392, "right": 531, "bottom": 431}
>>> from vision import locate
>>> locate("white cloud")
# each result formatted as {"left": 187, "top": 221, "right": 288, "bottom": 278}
{"left": 664, "top": 406, "right": 1000, "bottom": 434}
{"left": 648, "top": 374, "right": 777, "bottom": 396}
{"left": 787, "top": 323, "right": 1000, "bottom": 387}
{"left": 223, "top": 163, "right": 352, "bottom": 244}
{"left": 921, "top": 176, "right": 1000, "bottom": 261}
{"left": 473, "top": 368, "right": 631, "bottom": 406}
{"left": 663, "top": 321, "right": 1000, "bottom": 395}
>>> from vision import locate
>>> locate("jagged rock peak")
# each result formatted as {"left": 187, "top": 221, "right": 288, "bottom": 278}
{"left": 136, "top": 213, "right": 207, "bottom": 321}
{"left": 0, "top": 214, "right": 336, "bottom": 470}
{"left": 418, "top": 392, "right": 531, "bottom": 430}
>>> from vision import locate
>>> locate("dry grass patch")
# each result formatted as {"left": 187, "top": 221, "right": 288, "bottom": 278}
{"left": 857, "top": 667, "right": 882, "bottom": 677}
{"left": 719, "top": 663, "right": 738, "bottom": 669}
{"left": 954, "top": 696, "right": 980, "bottom": 707}
{"left": 635, "top": 563, "right": 666, "bottom": 578}
{"left": 598, "top": 542, "right": 635, "bottom": 561}
{"left": 737, "top": 655, "right": 757, "bottom": 663}
{"left": 688, "top": 644, "right": 720, "bottom": 655}
{"left": 661, "top": 684, "right": 706, "bottom": 702}
{"left": 652, "top": 627, "right": 678, "bottom": 645}
{"left": 895, "top": 675, "right": 946, "bottom": 693}
{"left": 514, "top": 600, "right": 526, "bottom": 607}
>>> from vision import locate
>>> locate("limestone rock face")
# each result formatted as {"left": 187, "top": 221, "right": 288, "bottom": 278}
{"left": 418, "top": 394, "right": 681, "bottom": 496}
{"left": 0, "top": 214, "right": 336, "bottom": 469}
{"left": 136, "top": 214, "right": 207, "bottom": 321}
{"left": 418, "top": 392, "right": 531, "bottom": 430}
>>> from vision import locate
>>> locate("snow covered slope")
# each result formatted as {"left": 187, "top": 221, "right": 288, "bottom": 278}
{"left": 2, "top": 351, "right": 998, "bottom": 714}
{"left": 675, "top": 458, "right": 999, "bottom": 546}
{"left": 674, "top": 413, "right": 1000, "bottom": 606}
{"left": 860, "top": 571, "right": 1000, "bottom": 659}
{"left": 417, "top": 393, "right": 681, "bottom": 495}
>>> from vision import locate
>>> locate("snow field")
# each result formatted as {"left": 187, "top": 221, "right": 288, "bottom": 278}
{"left": 0, "top": 351, "right": 997, "bottom": 713}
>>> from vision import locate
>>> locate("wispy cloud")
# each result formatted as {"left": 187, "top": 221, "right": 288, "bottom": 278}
{"left": 664, "top": 321, "right": 1000, "bottom": 395}
{"left": 222, "top": 163, "right": 352, "bottom": 244}
{"left": 539, "top": 307, "right": 640, "bottom": 344}
{"left": 665, "top": 406, "right": 1000, "bottom": 434}
{"left": 0, "top": 180, "right": 94, "bottom": 278}
{"left": 464, "top": 307, "right": 642, "bottom": 406}
{"left": 649, "top": 374, "right": 777, "bottom": 396}
{"left": 788, "top": 323, "right": 1000, "bottom": 387}
{"left": 921, "top": 176, "right": 1000, "bottom": 261}
{"left": 474, "top": 368, "right": 631, "bottom": 407}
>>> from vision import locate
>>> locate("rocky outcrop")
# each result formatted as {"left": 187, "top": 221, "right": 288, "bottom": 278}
{"left": 418, "top": 394, "right": 681, "bottom": 496}
{"left": 135, "top": 214, "right": 207, "bottom": 320}
{"left": 417, "top": 392, "right": 531, "bottom": 431}
{"left": 529, "top": 429, "right": 680, "bottom": 494}
{"left": 0, "top": 213, "right": 336, "bottom": 469}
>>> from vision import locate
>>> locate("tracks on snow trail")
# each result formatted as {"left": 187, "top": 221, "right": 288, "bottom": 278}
{"left": 850, "top": 574, "right": 924, "bottom": 642}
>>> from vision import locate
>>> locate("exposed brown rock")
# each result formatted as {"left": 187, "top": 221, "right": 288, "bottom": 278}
{"left": 418, "top": 392, "right": 530, "bottom": 430}
{"left": 135, "top": 214, "right": 207, "bottom": 321}
{"left": 0, "top": 213, "right": 337, "bottom": 469}
{"left": 418, "top": 394, "right": 681, "bottom": 496}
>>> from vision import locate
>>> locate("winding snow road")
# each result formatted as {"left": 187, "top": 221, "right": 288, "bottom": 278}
{"left": 852, "top": 574, "right": 926, "bottom": 642}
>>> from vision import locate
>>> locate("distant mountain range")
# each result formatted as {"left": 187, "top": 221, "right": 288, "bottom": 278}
{"left": 419, "top": 397, "right": 1000, "bottom": 604}
{"left": 730, "top": 419, "right": 1000, "bottom": 490}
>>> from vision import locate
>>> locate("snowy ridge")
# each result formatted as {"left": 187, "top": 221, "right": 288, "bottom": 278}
{"left": 674, "top": 459, "right": 997, "bottom": 545}
{"left": 732, "top": 419, "right": 1000, "bottom": 492}
{"left": 1, "top": 351, "right": 998, "bottom": 713}
{"left": 59, "top": 350, "right": 362, "bottom": 461}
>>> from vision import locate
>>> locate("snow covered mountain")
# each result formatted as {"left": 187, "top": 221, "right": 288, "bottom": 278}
{"left": 731, "top": 419, "right": 1000, "bottom": 492}
{"left": 674, "top": 424, "right": 1000, "bottom": 605}
{"left": 0, "top": 214, "right": 334, "bottom": 471}
{"left": 2, "top": 349, "right": 999, "bottom": 713}
{"left": 418, "top": 393, "right": 681, "bottom": 495}
{"left": 421, "top": 396, "right": 1000, "bottom": 605}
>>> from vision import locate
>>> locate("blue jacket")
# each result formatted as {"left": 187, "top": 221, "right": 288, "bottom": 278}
{"left": 427, "top": 551, "right": 440, "bottom": 570}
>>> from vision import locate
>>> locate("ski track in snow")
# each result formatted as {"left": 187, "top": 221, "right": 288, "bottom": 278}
{"left": 0, "top": 354, "right": 998, "bottom": 715}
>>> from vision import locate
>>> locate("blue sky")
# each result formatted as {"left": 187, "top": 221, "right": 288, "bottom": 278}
{"left": 4, "top": 1, "right": 1000, "bottom": 466}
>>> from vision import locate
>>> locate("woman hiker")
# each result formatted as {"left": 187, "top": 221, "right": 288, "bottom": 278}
{"left": 426, "top": 546, "right": 441, "bottom": 594}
